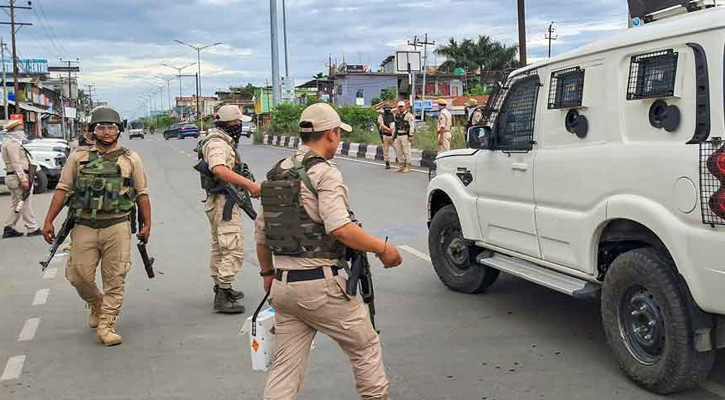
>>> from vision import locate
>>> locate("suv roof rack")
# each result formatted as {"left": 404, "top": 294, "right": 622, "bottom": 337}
{"left": 628, "top": 0, "right": 718, "bottom": 24}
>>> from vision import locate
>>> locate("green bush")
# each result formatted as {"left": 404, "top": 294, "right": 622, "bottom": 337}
{"left": 270, "top": 103, "right": 306, "bottom": 136}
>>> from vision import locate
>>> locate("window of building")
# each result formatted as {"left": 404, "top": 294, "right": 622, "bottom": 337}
{"left": 627, "top": 49, "right": 679, "bottom": 100}
{"left": 493, "top": 74, "right": 541, "bottom": 152}
{"left": 548, "top": 67, "right": 585, "bottom": 109}
{"left": 356, "top": 89, "right": 364, "bottom": 98}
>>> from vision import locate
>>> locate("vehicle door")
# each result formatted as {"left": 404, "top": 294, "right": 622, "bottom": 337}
{"left": 474, "top": 72, "right": 542, "bottom": 258}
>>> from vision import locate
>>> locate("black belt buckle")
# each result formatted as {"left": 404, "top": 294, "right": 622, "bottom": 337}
{"left": 275, "top": 267, "right": 338, "bottom": 282}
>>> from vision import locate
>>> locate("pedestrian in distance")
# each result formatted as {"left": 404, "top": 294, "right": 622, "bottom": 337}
{"left": 42, "top": 106, "right": 152, "bottom": 347}
{"left": 196, "top": 104, "right": 261, "bottom": 314}
{"left": 394, "top": 101, "right": 415, "bottom": 173}
{"left": 255, "top": 102, "right": 403, "bottom": 400}
{"left": 376, "top": 104, "right": 395, "bottom": 170}
{"left": 437, "top": 98, "right": 453, "bottom": 152}
{"left": 1, "top": 119, "right": 42, "bottom": 239}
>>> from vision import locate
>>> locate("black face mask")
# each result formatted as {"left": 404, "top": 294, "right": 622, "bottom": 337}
{"left": 221, "top": 123, "right": 244, "bottom": 145}
{"left": 383, "top": 109, "right": 391, "bottom": 115}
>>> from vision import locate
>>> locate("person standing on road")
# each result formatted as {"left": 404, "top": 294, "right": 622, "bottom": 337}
{"left": 377, "top": 104, "right": 395, "bottom": 170}
{"left": 437, "top": 99, "right": 453, "bottom": 152}
{"left": 197, "top": 104, "right": 261, "bottom": 314}
{"left": 255, "top": 102, "right": 403, "bottom": 400}
{"left": 42, "top": 106, "right": 151, "bottom": 347}
{"left": 2, "top": 119, "right": 42, "bottom": 238}
{"left": 394, "top": 101, "right": 415, "bottom": 173}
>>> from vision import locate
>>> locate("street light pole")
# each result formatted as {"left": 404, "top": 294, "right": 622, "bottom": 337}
{"left": 174, "top": 40, "right": 222, "bottom": 128}
{"left": 161, "top": 62, "right": 196, "bottom": 113}
{"left": 517, "top": 0, "right": 528, "bottom": 67}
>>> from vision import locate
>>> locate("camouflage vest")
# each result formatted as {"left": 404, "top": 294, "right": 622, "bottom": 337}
{"left": 261, "top": 151, "right": 346, "bottom": 260}
{"left": 195, "top": 131, "right": 252, "bottom": 194}
{"left": 71, "top": 148, "right": 136, "bottom": 219}
{"left": 395, "top": 112, "right": 412, "bottom": 135}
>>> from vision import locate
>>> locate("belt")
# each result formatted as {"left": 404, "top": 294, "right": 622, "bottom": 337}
{"left": 76, "top": 216, "right": 130, "bottom": 229}
{"left": 275, "top": 266, "right": 339, "bottom": 282}
{"left": 6, "top": 170, "right": 28, "bottom": 176}
{"left": 397, "top": 133, "right": 409, "bottom": 136}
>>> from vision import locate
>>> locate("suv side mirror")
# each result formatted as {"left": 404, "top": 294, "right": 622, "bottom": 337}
{"left": 467, "top": 126, "right": 491, "bottom": 149}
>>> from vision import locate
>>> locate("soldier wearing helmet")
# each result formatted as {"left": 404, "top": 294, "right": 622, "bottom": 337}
{"left": 376, "top": 103, "right": 395, "bottom": 169}
{"left": 42, "top": 106, "right": 152, "bottom": 347}
{"left": 195, "top": 105, "right": 261, "bottom": 314}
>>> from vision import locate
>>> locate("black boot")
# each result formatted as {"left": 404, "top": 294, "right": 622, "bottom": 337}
{"left": 2, "top": 227, "right": 23, "bottom": 239}
{"left": 385, "top": 162, "right": 390, "bottom": 170}
{"left": 27, "top": 229, "right": 43, "bottom": 237}
{"left": 214, "top": 285, "right": 244, "bottom": 301}
{"left": 214, "top": 288, "right": 245, "bottom": 314}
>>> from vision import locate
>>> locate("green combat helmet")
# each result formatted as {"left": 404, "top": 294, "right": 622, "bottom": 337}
{"left": 90, "top": 106, "right": 124, "bottom": 132}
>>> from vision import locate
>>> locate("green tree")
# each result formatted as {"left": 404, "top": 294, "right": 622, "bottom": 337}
{"left": 436, "top": 35, "right": 519, "bottom": 85}
{"left": 379, "top": 87, "right": 397, "bottom": 101}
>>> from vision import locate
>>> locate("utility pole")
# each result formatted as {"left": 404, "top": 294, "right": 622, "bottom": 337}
{"left": 269, "top": 0, "right": 281, "bottom": 106}
{"left": 195, "top": 73, "right": 200, "bottom": 121}
{"left": 517, "top": 0, "right": 527, "bottom": 67}
{"left": 1, "top": 1, "right": 32, "bottom": 113}
{"left": 86, "top": 84, "right": 95, "bottom": 109}
{"left": 60, "top": 58, "right": 80, "bottom": 138}
{"left": 546, "top": 21, "right": 557, "bottom": 58}
{"left": 409, "top": 34, "right": 435, "bottom": 100}
{"left": 282, "top": 0, "right": 289, "bottom": 77}
{"left": 174, "top": 40, "right": 222, "bottom": 127}
{"left": 1, "top": 37, "right": 7, "bottom": 120}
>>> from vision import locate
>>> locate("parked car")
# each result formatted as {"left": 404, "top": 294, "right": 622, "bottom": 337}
{"left": 241, "top": 121, "right": 254, "bottom": 138}
{"left": 427, "top": 3, "right": 725, "bottom": 395}
{"left": 0, "top": 136, "right": 51, "bottom": 194}
{"left": 128, "top": 129, "right": 145, "bottom": 140}
{"left": 164, "top": 123, "right": 200, "bottom": 140}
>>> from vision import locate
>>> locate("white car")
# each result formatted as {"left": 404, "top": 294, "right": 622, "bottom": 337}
{"left": 0, "top": 133, "right": 66, "bottom": 193}
{"left": 427, "top": 2, "right": 725, "bottom": 395}
{"left": 128, "top": 128, "right": 145, "bottom": 140}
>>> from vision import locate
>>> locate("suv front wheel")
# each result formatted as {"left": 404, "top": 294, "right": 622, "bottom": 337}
{"left": 601, "top": 247, "right": 714, "bottom": 394}
{"left": 428, "top": 205, "right": 500, "bottom": 293}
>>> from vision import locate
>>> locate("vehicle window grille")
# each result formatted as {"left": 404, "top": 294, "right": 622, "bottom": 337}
{"left": 488, "top": 70, "right": 537, "bottom": 132}
{"left": 494, "top": 74, "right": 540, "bottom": 153}
{"left": 548, "top": 67, "right": 585, "bottom": 109}
{"left": 699, "top": 139, "right": 725, "bottom": 226}
{"left": 627, "top": 50, "right": 679, "bottom": 100}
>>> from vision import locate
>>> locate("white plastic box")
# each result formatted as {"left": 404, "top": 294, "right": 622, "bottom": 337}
{"left": 241, "top": 307, "right": 276, "bottom": 372}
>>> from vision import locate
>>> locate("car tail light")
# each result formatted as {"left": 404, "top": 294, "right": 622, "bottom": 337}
{"left": 701, "top": 141, "right": 725, "bottom": 225}
{"left": 707, "top": 148, "right": 725, "bottom": 178}
{"left": 709, "top": 188, "right": 725, "bottom": 219}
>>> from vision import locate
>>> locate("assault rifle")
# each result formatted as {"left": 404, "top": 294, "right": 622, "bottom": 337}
{"left": 15, "top": 164, "right": 37, "bottom": 213}
{"left": 40, "top": 210, "right": 76, "bottom": 272}
{"left": 132, "top": 207, "right": 155, "bottom": 279}
{"left": 345, "top": 218, "right": 378, "bottom": 331}
{"left": 193, "top": 159, "right": 258, "bottom": 220}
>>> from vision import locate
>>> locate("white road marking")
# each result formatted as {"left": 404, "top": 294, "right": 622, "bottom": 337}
{"left": 43, "top": 268, "right": 57, "bottom": 279}
{"left": 18, "top": 318, "right": 40, "bottom": 342}
{"left": 32, "top": 289, "right": 50, "bottom": 306}
{"left": 260, "top": 145, "right": 428, "bottom": 174}
{"left": 400, "top": 245, "right": 431, "bottom": 263}
{"left": 701, "top": 380, "right": 725, "bottom": 398}
{"left": 0, "top": 355, "right": 26, "bottom": 381}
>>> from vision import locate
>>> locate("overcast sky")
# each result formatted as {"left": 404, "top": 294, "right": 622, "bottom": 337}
{"left": 10, "top": 0, "right": 628, "bottom": 120}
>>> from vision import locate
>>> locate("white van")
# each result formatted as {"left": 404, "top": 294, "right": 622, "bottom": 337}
{"left": 427, "top": 2, "right": 725, "bottom": 394}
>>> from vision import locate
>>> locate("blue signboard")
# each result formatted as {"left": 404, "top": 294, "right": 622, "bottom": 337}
{"left": 2, "top": 59, "right": 49, "bottom": 76}
{"left": 413, "top": 100, "right": 433, "bottom": 111}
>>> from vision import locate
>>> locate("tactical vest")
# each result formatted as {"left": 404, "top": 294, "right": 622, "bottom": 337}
{"left": 71, "top": 148, "right": 136, "bottom": 219}
{"left": 381, "top": 112, "right": 395, "bottom": 136}
{"left": 396, "top": 112, "right": 412, "bottom": 135}
{"left": 261, "top": 151, "right": 346, "bottom": 260}
{"left": 196, "top": 133, "right": 249, "bottom": 194}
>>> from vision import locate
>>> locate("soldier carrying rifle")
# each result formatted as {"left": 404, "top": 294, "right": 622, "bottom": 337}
{"left": 42, "top": 106, "right": 152, "bottom": 347}
{"left": 255, "top": 103, "right": 403, "bottom": 400}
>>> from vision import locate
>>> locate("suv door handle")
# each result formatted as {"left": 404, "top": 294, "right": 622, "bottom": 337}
{"left": 511, "top": 163, "right": 529, "bottom": 171}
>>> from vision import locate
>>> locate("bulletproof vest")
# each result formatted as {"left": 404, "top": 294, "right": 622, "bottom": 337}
{"left": 396, "top": 112, "right": 411, "bottom": 135}
{"left": 381, "top": 112, "right": 395, "bottom": 135}
{"left": 71, "top": 148, "right": 136, "bottom": 219}
{"left": 196, "top": 132, "right": 248, "bottom": 193}
{"left": 261, "top": 151, "right": 346, "bottom": 260}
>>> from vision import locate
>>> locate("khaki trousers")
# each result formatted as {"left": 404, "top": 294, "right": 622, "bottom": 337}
{"left": 394, "top": 135, "right": 412, "bottom": 165}
{"left": 439, "top": 131, "right": 452, "bottom": 152}
{"left": 205, "top": 194, "right": 244, "bottom": 289}
{"left": 65, "top": 220, "right": 131, "bottom": 316}
{"left": 264, "top": 268, "right": 389, "bottom": 400}
{"left": 381, "top": 135, "right": 394, "bottom": 162}
{"left": 3, "top": 174, "right": 38, "bottom": 231}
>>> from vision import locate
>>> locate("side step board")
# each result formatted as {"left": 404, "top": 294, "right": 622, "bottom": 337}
{"left": 476, "top": 253, "right": 601, "bottom": 299}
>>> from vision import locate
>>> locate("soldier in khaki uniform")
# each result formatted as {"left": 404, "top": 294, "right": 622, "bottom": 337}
{"left": 393, "top": 101, "right": 415, "bottom": 173}
{"left": 42, "top": 107, "right": 151, "bottom": 347}
{"left": 198, "top": 105, "right": 261, "bottom": 314}
{"left": 437, "top": 98, "right": 453, "bottom": 152}
{"left": 376, "top": 105, "right": 395, "bottom": 170}
{"left": 256, "top": 103, "right": 403, "bottom": 400}
{"left": 2, "top": 119, "right": 42, "bottom": 238}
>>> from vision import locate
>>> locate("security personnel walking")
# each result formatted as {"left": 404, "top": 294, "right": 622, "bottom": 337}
{"left": 376, "top": 104, "right": 395, "bottom": 169}
{"left": 255, "top": 103, "right": 403, "bottom": 400}
{"left": 394, "top": 101, "right": 415, "bottom": 173}
{"left": 437, "top": 98, "right": 453, "bottom": 152}
{"left": 197, "top": 105, "right": 261, "bottom": 314}
{"left": 42, "top": 106, "right": 151, "bottom": 347}
{"left": 2, "top": 119, "right": 41, "bottom": 238}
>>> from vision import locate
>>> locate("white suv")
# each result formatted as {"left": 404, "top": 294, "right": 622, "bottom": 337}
{"left": 427, "top": 2, "right": 725, "bottom": 394}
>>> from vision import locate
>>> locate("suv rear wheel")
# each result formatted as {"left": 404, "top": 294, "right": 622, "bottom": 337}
{"left": 601, "top": 247, "right": 714, "bottom": 394}
{"left": 428, "top": 205, "right": 500, "bottom": 293}
{"left": 33, "top": 169, "right": 48, "bottom": 194}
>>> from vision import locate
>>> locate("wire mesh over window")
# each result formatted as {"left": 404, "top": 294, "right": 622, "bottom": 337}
{"left": 700, "top": 139, "right": 725, "bottom": 226}
{"left": 493, "top": 74, "right": 541, "bottom": 152}
{"left": 627, "top": 50, "right": 679, "bottom": 100}
{"left": 548, "top": 67, "right": 585, "bottom": 109}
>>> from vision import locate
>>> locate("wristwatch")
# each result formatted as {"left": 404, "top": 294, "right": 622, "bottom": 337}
{"left": 260, "top": 269, "right": 275, "bottom": 277}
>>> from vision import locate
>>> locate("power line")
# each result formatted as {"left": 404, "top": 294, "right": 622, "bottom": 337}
{"left": 34, "top": 0, "right": 68, "bottom": 56}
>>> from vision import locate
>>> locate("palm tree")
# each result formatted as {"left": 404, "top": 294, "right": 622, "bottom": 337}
{"left": 436, "top": 35, "right": 519, "bottom": 87}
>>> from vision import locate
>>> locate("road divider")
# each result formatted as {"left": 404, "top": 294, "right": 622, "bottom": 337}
{"left": 18, "top": 318, "right": 40, "bottom": 342}
{"left": 32, "top": 289, "right": 50, "bottom": 306}
{"left": 0, "top": 355, "right": 26, "bottom": 381}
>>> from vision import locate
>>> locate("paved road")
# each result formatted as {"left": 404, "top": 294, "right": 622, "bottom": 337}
{"left": 1, "top": 135, "right": 724, "bottom": 400}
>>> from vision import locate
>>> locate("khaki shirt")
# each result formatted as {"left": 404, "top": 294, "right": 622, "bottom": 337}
{"left": 255, "top": 145, "right": 352, "bottom": 271}
{"left": 1, "top": 136, "right": 31, "bottom": 181}
{"left": 438, "top": 108, "right": 452, "bottom": 133}
{"left": 202, "top": 128, "right": 237, "bottom": 211}
{"left": 396, "top": 111, "right": 416, "bottom": 135}
{"left": 56, "top": 145, "right": 149, "bottom": 220}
